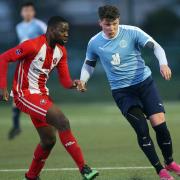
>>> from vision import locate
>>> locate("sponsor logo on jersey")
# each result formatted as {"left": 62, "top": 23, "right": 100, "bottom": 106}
{"left": 119, "top": 40, "right": 127, "bottom": 48}
{"left": 53, "top": 58, "right": 58, "bottom": 65}
{"left": 16, "top": 48, "right": 23, "bottom": 55}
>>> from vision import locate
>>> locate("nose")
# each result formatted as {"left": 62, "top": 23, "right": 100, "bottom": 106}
{"left": 64, "top": 31, "right": 68, "bottom": 37}
{"left": 107, "top": 25, "right": 114, "bottom": 31}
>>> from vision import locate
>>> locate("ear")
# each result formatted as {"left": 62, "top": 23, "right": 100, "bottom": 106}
{"left": 98, "top": 19, "right": 102, "bottom": 27}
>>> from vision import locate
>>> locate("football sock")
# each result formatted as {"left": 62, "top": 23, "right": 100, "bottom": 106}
{"left": 26, "top": 144, "right": 51, "bottom": 179}
{"left": 58, "top": 129, "right": 85, "bottom": 171}
{"left": 153, "top": 122, "right": 173, "bottom": 165}
{"left": 126, "top": 106, "right": 164, "bottom": 173}
{"left": 12, "top": 106, "right": 21, "bottom": 129}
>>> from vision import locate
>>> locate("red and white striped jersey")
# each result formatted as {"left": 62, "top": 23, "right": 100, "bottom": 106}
{"left": 0, "top": 35, "right": 73, "bottom": 97}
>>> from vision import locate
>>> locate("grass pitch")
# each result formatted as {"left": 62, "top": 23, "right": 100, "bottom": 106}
{"left": 0, "top": 102, "right": 180, "bottom": 180}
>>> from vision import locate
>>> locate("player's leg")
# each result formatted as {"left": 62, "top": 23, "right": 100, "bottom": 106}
{"left": 150, "top": 113, "right": 180, "bottom": 176}
{"left": 15, "top": 94, "right": 98, "bottom": 179}
{"left": 46, "top": 104, "right": 99, "bottom": 179}
{"left": 14, "top": 95, "right": 55, "bottom": 180}
{"left": 126, "top": 106, "right": 164, "bottom": 174}
{"left": 140, "top": 76, "right": 178, "bottom": 178}
{"left": 8, "top": 101, "right": 21, "bottom": 139}
{"left": 112, "top": 81, "right": 173, "bottom": 180}
{"left": 25, "top": 124, "right": 56, "bottom": 180}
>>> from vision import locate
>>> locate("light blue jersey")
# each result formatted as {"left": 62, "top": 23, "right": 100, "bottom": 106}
{"left": 16, "top": 18, "right": 47, "bottom": 42}
{"left": 86, "top": 25, "right": 153, "bottom": 90}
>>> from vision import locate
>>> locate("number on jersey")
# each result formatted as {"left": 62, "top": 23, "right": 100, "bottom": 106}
{"left": 111, "top": 53, "right": 120, "bottom": 65}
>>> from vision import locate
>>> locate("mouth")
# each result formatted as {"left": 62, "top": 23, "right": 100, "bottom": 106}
{"left": 107, "top": 32, "right": 115, "bottom": 38}
{"left": 63, "top": 37, "right": 68, "bottom": 43}
{"left": 109, "top": 31, "right": 115, "bottom": 35}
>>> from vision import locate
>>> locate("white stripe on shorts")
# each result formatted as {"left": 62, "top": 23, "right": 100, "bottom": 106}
{"left": 20, "top": 97, "right": 47, "bottom": 113}
{"left": 18, "top": 97, "right": 46, "bottom": 117}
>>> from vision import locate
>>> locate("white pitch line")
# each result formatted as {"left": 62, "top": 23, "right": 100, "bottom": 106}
{"left": 0, "top": 166, "right": 153, "bottom": 172}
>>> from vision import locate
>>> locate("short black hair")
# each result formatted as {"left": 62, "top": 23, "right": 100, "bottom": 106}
{"left": 48, "top": 16, "right": 68, "bottom": 27}
{"left": 98, "top": 5, "right": 120, "bottom": 21}
{"left": 21, "top": 2, "right": 35, "bottom": 9}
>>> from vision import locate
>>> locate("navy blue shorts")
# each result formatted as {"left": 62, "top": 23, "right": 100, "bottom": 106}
{"left": 112, "top": 76, "right": 165, "bottom": 118}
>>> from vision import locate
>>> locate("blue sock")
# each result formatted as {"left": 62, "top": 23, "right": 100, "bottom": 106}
{"left": 12, "top": 107, "right": 21, "bottom": 129}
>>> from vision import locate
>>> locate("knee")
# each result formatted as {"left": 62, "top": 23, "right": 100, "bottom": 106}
{"left": 149, "top": 113, "right": 165, "bottom": 126}
{"left": 55, "top": 111, "right": 70, "bottom": 131}
{"left": 41, "top": 136, "right": 56, "bottom": 150}
{"left": 126, "top": 106, "right": 149, "bottom": 137}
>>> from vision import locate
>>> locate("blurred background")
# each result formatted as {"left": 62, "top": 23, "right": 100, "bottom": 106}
{"left": 0, "top": 0, "right": 180, "bottom": 102}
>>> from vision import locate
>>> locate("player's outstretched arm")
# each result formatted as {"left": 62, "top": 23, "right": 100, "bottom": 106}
{"left": 145, "top": 41, "right": 171, "bottom": 80}
{"left": 79, "top": 60, "right": 96, "bottom": 92}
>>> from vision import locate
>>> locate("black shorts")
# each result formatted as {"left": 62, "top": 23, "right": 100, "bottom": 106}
{"left": 112, "top": 76, "right": 165, "bottom": 118}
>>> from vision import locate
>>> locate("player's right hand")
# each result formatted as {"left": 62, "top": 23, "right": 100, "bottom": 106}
{"left": 0, "top": 88, "right": 9, "bottom": 101}
{"left": 77, "top": 81, "right": 87, "bottom": 92}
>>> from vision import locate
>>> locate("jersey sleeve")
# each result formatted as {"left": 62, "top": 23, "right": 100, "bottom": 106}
{"left": 0, "top": 40, "right": 35, "bottom": 88}
{"left": 85, "top": 39, "right": 98, "bottom": 62}
{"left": 134, "top": 27, "right": 153, "bottom": 47}
{"left": 36, "top": 19, "right": 47, "bottom": 34}
{"left": 56, "top": 47, "right": 73, "bottom": 89}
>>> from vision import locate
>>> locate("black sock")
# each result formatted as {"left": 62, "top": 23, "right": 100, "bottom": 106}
{"left": 126, "top": 107, "right": 164, "bottom": 174}
{"left": 153, "top": 122, "right": 173, "bottom": 165}
{"left": 137, "top": 135, "right": 164, "bottom": 173}
{"left": 12, "top": 107, "right": 21, "bottom": 129}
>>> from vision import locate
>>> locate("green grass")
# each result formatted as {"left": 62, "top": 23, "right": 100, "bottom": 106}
{"left": 0, "top": 102, "right": 180, "bottom": 180}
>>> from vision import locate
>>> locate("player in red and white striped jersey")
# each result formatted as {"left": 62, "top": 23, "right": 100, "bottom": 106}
{"left": 0, "top": 16, "right": 99, "bottom": 180}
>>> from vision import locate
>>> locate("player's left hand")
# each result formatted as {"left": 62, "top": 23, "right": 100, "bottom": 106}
{"left": 160, "top": 65, "right": 171, "bottom": 80}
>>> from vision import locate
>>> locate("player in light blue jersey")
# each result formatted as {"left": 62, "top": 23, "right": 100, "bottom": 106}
{"left": 8, "top": 2, "right": 47, "bottom": 140}
{"left": 16, "top": 2, "right": 47, "bottom": 43}
{"left": 79, "top": 5, "right": 180, "bottom": 180}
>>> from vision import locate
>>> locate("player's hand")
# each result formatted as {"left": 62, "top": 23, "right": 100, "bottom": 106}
{"left": 0, "top": 88, "right": 9, "bottom": 102}
{"left": 160, "top": 65, "right": 172, "bottom": 80}
{"left": 77, "top": 80, "right": 87, "bottom": 92}
{"left": 72, "top": 79, "right": 81, "bottom": 89}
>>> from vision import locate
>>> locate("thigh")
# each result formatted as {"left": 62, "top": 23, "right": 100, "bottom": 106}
{"left": 112, "top": 87, "right": 142, "bottom": 116}
{"left": 139, "top": 77, "right": 165, "bottom": 118}
{"left": 46, "top": 104, "right": 70, "bottom": 131}
{"left": 14, "top": 94, "right": 53, "bottom": 121}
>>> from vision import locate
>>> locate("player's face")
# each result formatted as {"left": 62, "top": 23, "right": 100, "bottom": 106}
{"left": 21, "top": 6, "right": 35, "bottom": 22}
{"left": 99, "top": 18, "right": 119, "bottom": 38}
{"left": 51, "top": 22, "right": 69, "bottom": 45}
